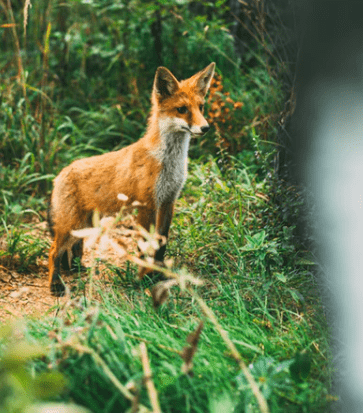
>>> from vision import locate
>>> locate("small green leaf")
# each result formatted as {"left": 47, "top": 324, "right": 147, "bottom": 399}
{"left": 92, "top": 209, "right": 100, "bottom": 227}
{"left": 296, "top": 258, "right": 316, "bottom": 266}
{"left": 289, "top": 352, "right": 311, "bottom": 383}
{"left": 253, "top": 230, "right": 266, "bottom": 245}
{"left": 11, "top": 204, "right": 23, "bottom": 214}
{"left": 33, "top": 371, "right": 67, "bottom": 399}
{"left": 3, "top": 342, "right": 45, "bottom": 369}
{"left": 209, "top": 393, "right": 235, "bottom": 413}
{"left": 24, "top": 403, "right": 92, "bottom": 413}
{"left": 274, "top": 272, "right": 287, "bottom": 283}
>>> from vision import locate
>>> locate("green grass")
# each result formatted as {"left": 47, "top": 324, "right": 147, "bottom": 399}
{"left": 0, "top": 76, "right": 333, "bottom": 413}
{"left": 0, "top": 157, "right": 333, "bottom": 413}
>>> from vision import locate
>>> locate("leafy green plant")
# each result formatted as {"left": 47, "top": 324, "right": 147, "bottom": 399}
{"left": 0, "top": 322, "right": 91, "bottom": 413}
{"left": 240, "top": 230, "right": 282, "bottom": 277}
{"left": 0, "top": 226, "right": 48, "bottom": 272}
{"left": 236, "top": 356, "right": 294, "bottom": 411}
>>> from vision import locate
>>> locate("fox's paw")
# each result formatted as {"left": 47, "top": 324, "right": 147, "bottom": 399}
{"left": 50, "top": 275, "right": 66, "bottom": 297}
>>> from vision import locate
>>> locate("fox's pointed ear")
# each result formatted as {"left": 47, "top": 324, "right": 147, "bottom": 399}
{"left": 153, "top": 67, "right": 179, "bottom": 101}
{"left": 195, "top": 62, "right": 216, "bottom": 96}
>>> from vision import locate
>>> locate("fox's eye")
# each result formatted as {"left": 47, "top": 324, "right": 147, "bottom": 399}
{"left": 177, "top": 106, "right": 188, "bottom": 114}
{"left": 199, "top": 104, "right": 204, "bottom": 112}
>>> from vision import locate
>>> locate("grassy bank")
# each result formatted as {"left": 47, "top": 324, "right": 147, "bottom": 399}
{"left": 0, "top": 154, "right": 333, "bottom": 412}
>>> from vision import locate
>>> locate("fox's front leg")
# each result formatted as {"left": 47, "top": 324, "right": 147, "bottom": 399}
{"left": 154, "top": 202, "right": 174, "bottom": 264}
{"left": 138, "top": 202, "right": 174, "bottom": 279}
{"left": 49, "top": 233, "right": 69, "bottom": 296}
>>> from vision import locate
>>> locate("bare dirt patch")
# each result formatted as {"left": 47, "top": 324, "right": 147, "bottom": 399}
{"left": 0, "top": 217, "right": 142, "bottom": 323}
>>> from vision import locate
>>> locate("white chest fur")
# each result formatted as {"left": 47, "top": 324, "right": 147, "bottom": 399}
{"left": 152, "top": 118, "right": 191, "bottom": 207}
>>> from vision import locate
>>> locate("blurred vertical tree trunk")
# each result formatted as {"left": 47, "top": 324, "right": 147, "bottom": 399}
{"left": 172, "top": 22, "right": 179, "bottom": 72}
{"left": 56, "top": 0, "right": 69, "bottom": 87}
{"left": 120, "top": 1, "right": 130, "bottom": 94}
{"left": 229, "top": 0, "right": 252, "bottom": 63}
{"left": 151, "top": 6, "right": 163, "bottom": 67}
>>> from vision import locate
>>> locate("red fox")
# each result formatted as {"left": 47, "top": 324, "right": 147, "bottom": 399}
{"left": 47, "top": 62, "right": 216, "bottom": 295}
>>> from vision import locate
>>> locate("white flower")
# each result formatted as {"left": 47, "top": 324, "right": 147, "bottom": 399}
{"left": 72, "top": 227, "right": 101, "bottom": 249}
{"left": 117, "top": 193, "right": 129, "bottom": 201}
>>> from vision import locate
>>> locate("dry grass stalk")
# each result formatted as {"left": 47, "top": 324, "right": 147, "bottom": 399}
{"left": 23, "top": 0, "right": 31, "bottom": 36}
{"left": 181, "top": 321, "right": 204, "bottom": 375}
{"left": 132, "top": 259, "right": 269, "bottom": 412}
{"left": 71, "top": 203, "right": 140, "bottom": 300}
{"left": 48, "top": 335, "right": 152, "bottom": 413}
{"left": 189, "top": 290, "right": 270, "bottom": 413}
{"left": 140, "top": 342, "right": 162, "bottom": 413}
{"left": 71, "top": 201, "right": 268, "bottom": 412}
{"left": 3, "top": 0, "right": 26, "bottom": 98}
{"left": 151, "top": 279, "right": 178, "bottom": 308}
{"left": 123, "top": 332, "right": 182, "bottom": 356}
{"left": 58, "top": 343, "right": 133, "bottom": 402}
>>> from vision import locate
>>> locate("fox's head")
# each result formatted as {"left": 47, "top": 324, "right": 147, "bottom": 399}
{"left": 152, "top": 63, "right": 215, "bottom": 136}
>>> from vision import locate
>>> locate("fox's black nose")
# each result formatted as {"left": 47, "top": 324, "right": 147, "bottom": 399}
{"left": 201, "top": 125, "right": 210, "bottom": 134}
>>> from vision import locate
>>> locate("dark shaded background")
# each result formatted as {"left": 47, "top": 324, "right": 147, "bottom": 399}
{"left": 291, "top": 2, "right": 363, "bottom": 412}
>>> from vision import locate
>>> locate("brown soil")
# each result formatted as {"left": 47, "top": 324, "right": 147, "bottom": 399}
{"left": 0, "top": 218, "right": 141, "bottom": 323}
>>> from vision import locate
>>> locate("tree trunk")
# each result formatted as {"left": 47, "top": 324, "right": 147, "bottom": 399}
{"left": 151, "top": 7, "right": 163, "bottom": 67}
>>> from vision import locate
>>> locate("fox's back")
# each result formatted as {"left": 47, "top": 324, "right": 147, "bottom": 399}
{"left": 51, "top": 139, "right": 162, "bottom": 219}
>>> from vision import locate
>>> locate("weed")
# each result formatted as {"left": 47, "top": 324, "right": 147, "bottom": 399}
{"left": 0, "top": 322, "right": 92, "bottom": 413}
{"left": 0, "top": 226, "right": 48, "bottom": 272}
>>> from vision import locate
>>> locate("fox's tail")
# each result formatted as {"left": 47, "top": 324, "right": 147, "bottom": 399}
{"left": 47, "top": 198, "right": 55, "bottom": 238}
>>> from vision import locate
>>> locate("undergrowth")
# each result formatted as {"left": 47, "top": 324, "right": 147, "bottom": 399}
{"left": 0, "top": 155, "right": 333, "bottom": 413}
